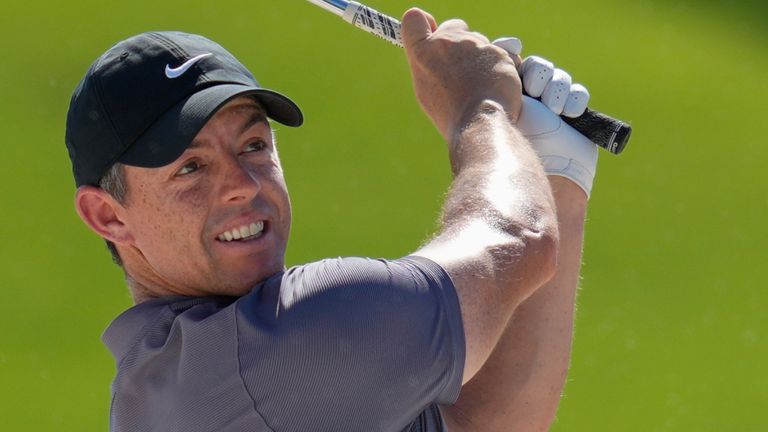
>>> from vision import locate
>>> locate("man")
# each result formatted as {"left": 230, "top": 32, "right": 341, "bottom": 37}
{"left": 66, "top": 7, "right": 598, "bottom": 432}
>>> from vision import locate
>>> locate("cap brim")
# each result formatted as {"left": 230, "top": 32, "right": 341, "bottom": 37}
{"left": 120, "top": 83, "right": 303, "bottom": 168}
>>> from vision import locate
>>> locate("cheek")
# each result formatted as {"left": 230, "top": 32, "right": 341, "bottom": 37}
{"left": 249, "top": 163, "right": 291, "bottom": 245}
{"left": 130, "top": 182, "right": 210, "bottom": 252}
{"left": 175, "top": 181, "right": 210, "bottom": 208}
{"left": 264, "top": 166, "right": 291, "bottom": 222}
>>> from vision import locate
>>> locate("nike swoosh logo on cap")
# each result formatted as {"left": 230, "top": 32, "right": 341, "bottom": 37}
{"left": 165, "top": 53, "right": 213, "bottom": 79}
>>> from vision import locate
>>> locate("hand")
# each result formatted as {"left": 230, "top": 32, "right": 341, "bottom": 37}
{"left": 401, "top": 8, "right": 523, "bottom": 141}
{"left": 491, "top": 39, "right": 590, "bottom": 118}
{"left": 493, "top": 38, "right": 598, "bottom": 198}
{"left": 519, "top": 56, "right": 590, "bottom": 117}
{"left": 519, "top": 97, "right": 598, "bottom": 198}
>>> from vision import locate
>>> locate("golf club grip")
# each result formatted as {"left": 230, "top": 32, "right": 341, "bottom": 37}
{"left": 563, "top": 108, "right": 632, "bottom": 154}
{"left": 343, "top": 1, "right": 631, "bottom": 154}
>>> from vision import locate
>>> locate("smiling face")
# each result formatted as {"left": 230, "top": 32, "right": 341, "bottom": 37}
{"left": 112, "top": 96, "right": 292, "bottom": 298}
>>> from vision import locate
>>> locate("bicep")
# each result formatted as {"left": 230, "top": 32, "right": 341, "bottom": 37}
{"left": 236, "top": 257, "right": 464, "bottom": 429}
{"left": 414, "top": 219, "right": 555, "bottom": 384}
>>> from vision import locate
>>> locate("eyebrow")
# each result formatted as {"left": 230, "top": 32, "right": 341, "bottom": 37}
{"left": 239, "top": 111, "right": 269, "bottom": 136}
{"left": 188, "top": 109, "right": 269, "bottom": 150}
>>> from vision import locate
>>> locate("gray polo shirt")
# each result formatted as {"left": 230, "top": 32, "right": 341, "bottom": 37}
{"left": 103, "top": 256, "right": 465, "bottom": 431}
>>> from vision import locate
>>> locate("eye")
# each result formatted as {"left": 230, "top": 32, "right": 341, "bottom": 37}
{"left": 176, "top": 160, "right": 201, "bottom": 176}
{"left": 242, "top": 140, "right": 267, "bottom": 153}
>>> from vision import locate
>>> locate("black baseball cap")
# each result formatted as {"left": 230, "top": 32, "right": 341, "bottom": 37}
{"left": 65, "top": 31, "right": 303, "bottom": 187}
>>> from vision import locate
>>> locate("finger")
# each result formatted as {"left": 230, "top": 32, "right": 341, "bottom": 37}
{"left": 437, "top": 18, "right": 470, "bottom": 33}
{"left": 541, "top": 68, "right": 572, "bottom": 114}
{"left": 402, "top": 8, "right": 435, "bottom": 49}
{"left": 492, "top": 37, "right": 523, "bottom": 67}
{"left": 562, "top": 83, "right": 590, "bottom": 117}
{"left": 471, "top": 31, "right": 490, "bottom": 44}
{"left": 422, "top": 11, "right": 438, "bottom": 31}
{"left": 489, "top": 45, "right": 522, "bottom": 69}
{"left": 492, "top": 37, "right": 523, "bottom": 56}
{"left": 512, "top": 54, "right": 523, "bottom": 69}
{"left": 521, "top": 56, "right": 554, "bottom": 97}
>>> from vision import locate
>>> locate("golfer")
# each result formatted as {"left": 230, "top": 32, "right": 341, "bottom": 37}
{"left": 66, "top": 7, "right": 598, "bottom": 432}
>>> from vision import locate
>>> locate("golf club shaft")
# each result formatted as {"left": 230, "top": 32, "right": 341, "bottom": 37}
{"left": 306, "top": 0, "right": 632, "bottom": 154}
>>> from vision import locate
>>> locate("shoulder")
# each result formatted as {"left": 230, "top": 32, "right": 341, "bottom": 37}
{"left": 103, "top": 296, "right": 237, "bottom": 363}
{"left": 249, "top": 257, "right": 460, "bottom": 325}
{"left": 277, "top": 256, "right": 455, "bottom": 305}
{"left": 232, "top": 257, "right": 466, "bottom": 430}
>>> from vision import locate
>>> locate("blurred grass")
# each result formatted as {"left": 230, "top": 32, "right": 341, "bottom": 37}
{"left": 1, "top": 0, "right": 766, "bottom": 430}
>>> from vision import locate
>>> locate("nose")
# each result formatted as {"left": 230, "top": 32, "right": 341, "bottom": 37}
{"left": 218, "top": 156, "right": 261, "bottom": 204}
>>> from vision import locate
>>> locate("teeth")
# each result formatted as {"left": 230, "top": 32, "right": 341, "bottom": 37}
{"left": 218, "top": 221, "right": 265, "bottom": 242}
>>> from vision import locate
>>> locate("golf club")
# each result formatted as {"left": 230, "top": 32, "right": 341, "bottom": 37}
{"left": 306, "top": 0, "right": 632, "bottom": 154}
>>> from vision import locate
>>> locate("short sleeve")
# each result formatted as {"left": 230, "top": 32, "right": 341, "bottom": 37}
{"left": 234, "top": 256, "right": 465, "bottom": 432}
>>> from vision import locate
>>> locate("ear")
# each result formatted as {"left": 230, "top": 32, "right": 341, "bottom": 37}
{"left": 74, "top": 186, "right": 134, "bottom": 244}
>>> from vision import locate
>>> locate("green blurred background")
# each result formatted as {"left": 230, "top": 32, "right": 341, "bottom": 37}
{"left": 1, "top": 0, "right": 766, "bottom": 430}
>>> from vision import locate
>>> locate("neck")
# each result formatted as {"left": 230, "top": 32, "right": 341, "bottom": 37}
{"left": 120, "top": 245, "right": 205, "bottom": 304}
{"left": 126, "top": 274, "right": 160, "bottom": 304}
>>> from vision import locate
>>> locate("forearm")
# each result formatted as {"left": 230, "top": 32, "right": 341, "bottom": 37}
{"left": 403, "top": 8, "right": 562, "bottom": 385}
{"left": 441, "top": 102, "right": 557, "bottom": 243}
{"left": 400, "top": 8, "right": 556, "bottom": 244}
{"left": 419, "top": 104, "right": 560, "bottom": 381}
{"left": 443, "top": 177, "right": 587, "bottom": 431}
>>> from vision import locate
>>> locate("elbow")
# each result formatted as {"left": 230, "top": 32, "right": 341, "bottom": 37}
{"left": 523, "top": 223, "right": 559, "bottom": 288}
{"left": 493, "top": 213, "right": 559, "bottom": 299}
{"left": 523, "top": 197, "right": 560, "bottom": 287}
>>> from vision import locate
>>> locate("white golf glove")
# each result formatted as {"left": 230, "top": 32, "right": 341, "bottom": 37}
{"left": 493, "top": 37, "right": 599, "bottom": 198}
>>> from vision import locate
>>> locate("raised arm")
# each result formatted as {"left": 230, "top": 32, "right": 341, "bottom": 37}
{"left": 438, "top": 56, "right": 601, "bottom": 430}
{"left": 402, "top": 8, "right": 559, "bottom": 384}
{"left": 442, "top": 177, "right": 588, "bottom": 431}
